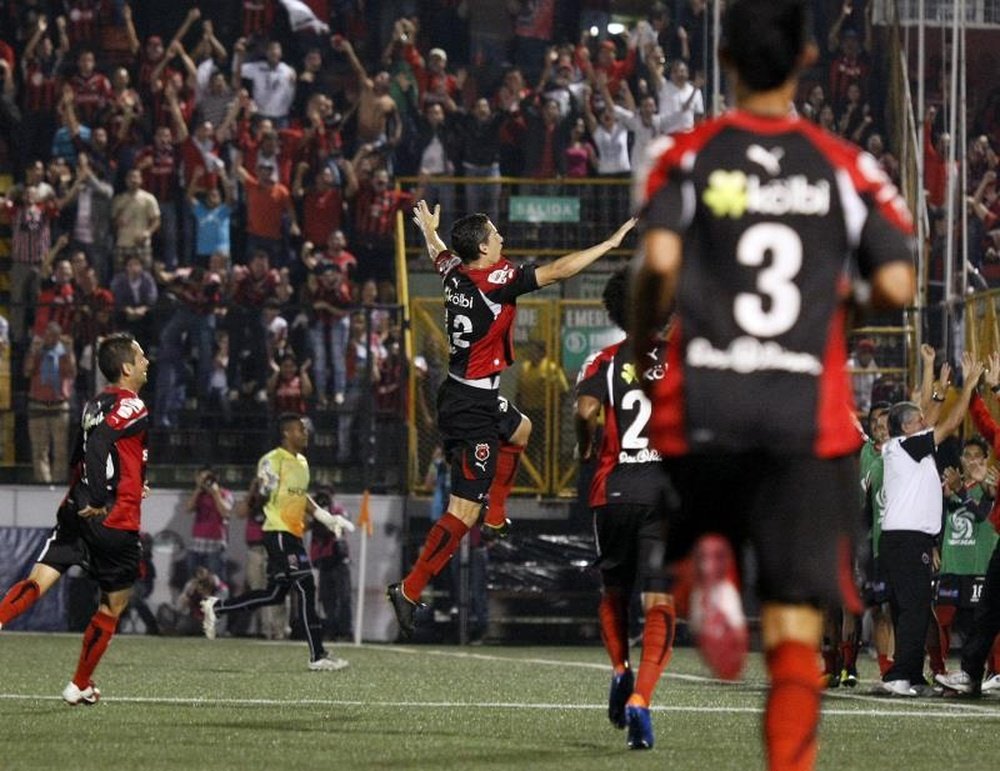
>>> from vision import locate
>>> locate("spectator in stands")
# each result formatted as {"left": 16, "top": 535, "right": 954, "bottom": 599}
{"left": 564, "top": 116, "right": 597, "bottom": 178}
{"left": 458, "top": 98, "right": 504, "bottom": 224}
{"left": 293, "top": 157, "right": 357, "bottom": 253}
{"left": 303, "top": 261, "right": 352, "bottom": 408}
{"left": 849, "top": 338, "right": 880, "bottom": 415}
{"left": 24, "top": 321, "right": 76, "bottom": 484}
{"left": 71, "top": 266, "right": 115, "bottom": 399}
{"left": 511, "top": 0, "right": 558, "bottom": 82}
{"left": 583, "top": 77, "right": 631, "bottom": 177}
{"left": 333, "top": 36, "right": 402, "bottom": 153}
{"left": 188, "top": 168, "right": 234, "bottom": 265}
{"left": 229, "top": 250, "right": 290, "bottom": 400}
{"left": 239, "top": 162, "right": 299, "bottom": 268}
{"left": 414, "top": 101, "right": 460, "bottom": 237}
{"left": 867, "top": 133, "right": 901, "bottom": 185}
{"left": 800, "top": 82, "right": 827, "bottom": 122}
{"left": 154, "top": 265, "right": 223, "bottom": 428}
{"left": 69, "top": 48, "right": 112, "bottom": 128}
{"left": 234, "top": 39, "right": 297, "bottom": 128}
{"left": 649, "top": 57, "right": 704, "bottom": 135}
{"left": 319, "top": 229, "right": 358, "bottom": 278}
{"left": 136, "top": 122, "right": 183, "bottom": 271}
{"left": 110, "top": 254, "right": 158, "bottom": 350}
{"left": 206, "top": 329, "right": 234, "bottom": 425}
{"left": 309, "top": 486, "right": 353, "bottom": 641}
{"left": 186, "top": 467, "right": 235, "bottom": 584}
{"left": 19, "top": 14, "right": 69, "bottom": 163}
{"left": 33, "top": 256, "right": 76, "bottom": 339}
{"left": 111, "top": 168, "right": 161, "bottom": 272}
{"left": 60, "top": 151, "right": 113, "bottom": 282}
{"left": 827, "top": 4, "right": 872, "bottom": 112}
{"left": 267, "top": 353, "right": 313, "bottom": 416}
{"left": 0, "top": 182, "right": 60, "bottom": 342}
{"left": 339, "top": 311, "right": 383, "bottom": 463}
{"left": 837, "top": 81, "right": 873, "bottom": 147}
{"left": 502, "top": 96, "right": 572, "bottom": 179}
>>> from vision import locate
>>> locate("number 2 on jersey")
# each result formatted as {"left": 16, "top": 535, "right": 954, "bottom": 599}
{"left": 733, "top": 222, "right": 802, "bottom": 338}
{"left": 621, "top": 389, "right": 652, "bottom": 450}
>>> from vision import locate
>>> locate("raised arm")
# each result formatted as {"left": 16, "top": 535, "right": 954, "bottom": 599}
{"left": 534, "top": 218, "right": 637, "bottom": 287}
{"left": 411, "top": 200, "right": 448, "bottom": 262}
{"left": 933, "top": 353, "right": 985, "bottom": 446}
{"left": 121, "top": 3, "right": 140, "bottom": 57}
{"left": 632, "top": 229, "right": 682, "bottom": 361}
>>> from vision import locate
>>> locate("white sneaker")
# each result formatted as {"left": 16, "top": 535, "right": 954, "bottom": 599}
{"left": 878, "top": 679, "right": 917, "bottom": 697}
{"left": 62, "top": 680, "right": 101, "bottom": 706}
{"left": 981, "top": 674, "right": 1000, "bottom": 693}
{"left": 309, "top": 656, "right": 349, "bottom": 671}
{"left": 935, "top": 670, "right": 977, "bottom": 694}
{"left": 201, "top": 597, "right": 219, "bottom": 640}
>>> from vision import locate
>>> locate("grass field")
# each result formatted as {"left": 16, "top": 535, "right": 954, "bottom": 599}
{"left": 1, "top": 633, "right": 999, "bottom": 771}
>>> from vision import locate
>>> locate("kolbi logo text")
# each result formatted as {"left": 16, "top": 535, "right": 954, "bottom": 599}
{"left": 445, "top": 286, "right": 474, "bottom": 308}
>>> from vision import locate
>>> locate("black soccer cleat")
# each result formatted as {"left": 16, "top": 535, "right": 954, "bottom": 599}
{"left": 482, "top": 518, "right": 511, "bottom": 540}
{"left": 386, "top": 583, "right": 425, "bottom": 638}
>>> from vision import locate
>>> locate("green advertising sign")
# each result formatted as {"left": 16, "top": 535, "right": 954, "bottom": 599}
{"left": 509, "top": 196, "right": 580, "bottom": 223}
{"left": 561, "top": 306, "right": 625, "bottom": 375}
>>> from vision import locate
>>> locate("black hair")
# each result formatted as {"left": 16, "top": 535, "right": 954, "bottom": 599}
{"left": 963, "top": 436, "right": 990, "bottom": 457}
{"left": 602, "top": 267, "right": 630, "bottom": 330}
{"left": 450, "top": 213, "right": 491, "bottom": 263}
{"left": 721, "top": 0, "right": 811, "bottom": 92}
{"left": 278, "top": 412, "right": 305, "bottom": 439}
{"left": 97, "top": 333, "right": 138, "bottom": 383}
{"left": 887, "top": 401, "right": 920, "bottom": 438}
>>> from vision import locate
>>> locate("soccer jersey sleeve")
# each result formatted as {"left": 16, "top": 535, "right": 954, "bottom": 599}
{"left": 486, "top": 263, "right": 539, "bottom": 304}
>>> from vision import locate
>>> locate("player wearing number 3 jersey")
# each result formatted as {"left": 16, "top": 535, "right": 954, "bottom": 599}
{"left": 633, "top": 1, "right": 915, "bottom": 769}
{"left": 386, "top": 201, "right": 636, "bottom": 637}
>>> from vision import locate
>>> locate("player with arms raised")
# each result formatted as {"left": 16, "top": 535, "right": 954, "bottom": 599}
{"left": 387, "top": 201, "right": 635, "bottom": 636}
{"left": 633, "top": 1, "right": 915, "bottom": 768}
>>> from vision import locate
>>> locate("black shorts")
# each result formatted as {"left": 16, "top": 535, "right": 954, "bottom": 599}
{"left": 264, "top": 531, "right": 313, "bottom": 582}
{"left": 436, "top": 378, "right": 524, "bottom": 503}
{"left": 593, "top": 503, "right": 670, "bottom": 593}
{"left": 38, "top": 502, "right": 141, "bottom": 592}
{"left": 936, "top": 574, "right": 987, "bottom": 608}
{"left": 662, "top": 452, "right": 860, "bottom": 609}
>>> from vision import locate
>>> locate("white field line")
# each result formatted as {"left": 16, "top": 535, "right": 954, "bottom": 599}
{"left": 0, "top": 692, "right": 997, "bottom": 719}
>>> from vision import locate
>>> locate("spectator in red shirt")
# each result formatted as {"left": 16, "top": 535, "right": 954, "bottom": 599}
{"left": 135, "top": 123, "right": 182, "bottom": 269}
{"left": 69, "top": 49, "right": 113, "bottom": 128}
{"left": 302, "top": 261, "right": 353, "bottom": 408}
{"left": 294, "top": 158, "right": 358, "bottom": 249}
{"left": 268, "top": 353, "right": 314, "bottom": 416}
{"left": 19, "top": 14, "right": 69, "bottom": 162}
{"left": 321, "top": 229, "right": 358, "bottom": 278}
{"left": 34, "top": 257, "right": 76, "bottom": 340}
{"left": 239, "top": 163, "right": 300, "bottom": 268}
{"left": 229, "top": 250, "right": 290, "bottom": 398}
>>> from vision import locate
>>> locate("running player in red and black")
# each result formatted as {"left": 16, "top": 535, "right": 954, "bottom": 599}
{"left": 633, "top": 1, "right": 915, "bottom": 768}
{"left": 0, "top": 333, "right": 150, "bottom": 705}
{"left": 386, "top": 200, "right": 636, "bottom": 636}
{"left": 575, "top": 267, "right": 678, "bottom": 750}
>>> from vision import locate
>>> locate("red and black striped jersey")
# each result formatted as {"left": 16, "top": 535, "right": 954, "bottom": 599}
{"left": 434, "top": 250, "right": 539, "bottom": 380}
{"left": 70, "top": 71, "right": 113, "bottom": 126}
{"left": 642, "top": 110, "right": 914, "bottom": 459}
{"left": 576, "top": 337, "right": 672, "bottom": 507}
{"left": 69, "top": 387, "right": 149, "bottom": 531}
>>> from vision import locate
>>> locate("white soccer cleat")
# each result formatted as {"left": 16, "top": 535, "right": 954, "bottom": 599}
{"left": 982, "top": 673, "right": 1000, "bottom": 694}
{"left": 878, "top": 679, "right": 917, "bottom": 697}
{"left": 201, "top": 597, "right": 219, "bottom": 640}
{"left": 62, "top": 680, "right": 101, "bottom": 706}
{"left": 308, "top": 656, "right": 349, "bottom": 671}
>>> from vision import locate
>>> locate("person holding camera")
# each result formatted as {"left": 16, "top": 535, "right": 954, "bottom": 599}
{"left": 186, "top": 466, "right": 234, "bottom": 584}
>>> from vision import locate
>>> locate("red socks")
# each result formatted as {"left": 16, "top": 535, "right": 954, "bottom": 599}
{"left": 402, "top": 513, "right": 469, "bottom": 601}
{"left": 877, "top": 654, "right": 893, "bottom": 676}
{"left": 484, "top": 443, "right": 523, "bottom": 528}
{"left": 632, "top": 603, "right": 676, "bottom": 706}
{"left": 990, "top": 636, "right": 1000, "bottom": 676}
{"left": 73, "top": 611, "right": 118, "bottom": 689}
{"left": 936, "top": 605, "right": 956, "bottom": 660}
{"left": 598, "top": 590, "right": 629, "bottom": 672}
{"left": 0, "top": 580, "right": 41, "bottom": 624}
{"left": 839, "top": 639, "right": 857, "bottom": 672}
{"left": 765, "top": 641, "right": 821, "bottom": 771}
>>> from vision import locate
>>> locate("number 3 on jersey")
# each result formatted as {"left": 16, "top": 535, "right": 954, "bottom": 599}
{"left": 733, "top": 222, "right": 802, "bottom": 338}
{"left": 451, "top": 314, "right": 472, "bottom": 350}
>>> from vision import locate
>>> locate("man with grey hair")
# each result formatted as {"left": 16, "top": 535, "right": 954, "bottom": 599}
{"left": 879, "top": 352, "right": 984, "bottom": 696}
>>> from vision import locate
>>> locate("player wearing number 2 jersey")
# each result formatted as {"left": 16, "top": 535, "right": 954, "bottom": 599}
{"left": 575, "top": 268, "right": 678, "bottom": 750}
{"left": 633, "top": 2, "right": 915, "bottom": 769}
{"left": 386, "top": 201, "right": 636, "bottom": 637}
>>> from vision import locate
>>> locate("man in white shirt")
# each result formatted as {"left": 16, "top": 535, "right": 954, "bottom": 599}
{"left": 879, "top": 353, "right": 983, "bottom": 696}
{"left": 654, "top": 59, "right": 704, "bottom": 134}
{"left": 236, "top": 40, "right": 296, "bottom": 127}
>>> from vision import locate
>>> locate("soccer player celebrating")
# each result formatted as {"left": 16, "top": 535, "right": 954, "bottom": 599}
{"left": 0, "top": 333, "right": 150, "bottom": 705}
{"left": 201, "top": 414, "right": 353, "bottom": 671}
{"left": 575, "top": 267, "right": 677, "bottom": 750}
{"left": 386, "top": 201, "right": 636, "bottom": 636}
{"left": 633, "top": 1, "right": 915, "bottom": 768}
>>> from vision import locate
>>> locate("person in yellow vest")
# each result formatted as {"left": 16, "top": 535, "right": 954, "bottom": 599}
{"left": 200, "top": 413, "right": 354, "bottom": 671}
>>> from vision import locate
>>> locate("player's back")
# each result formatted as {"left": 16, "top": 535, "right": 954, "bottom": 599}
{"left": 644, "top": 111, "right": 912, "bottom": 458}
{"left": 577, "top": 338, "right": 672, "bottom": 508}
